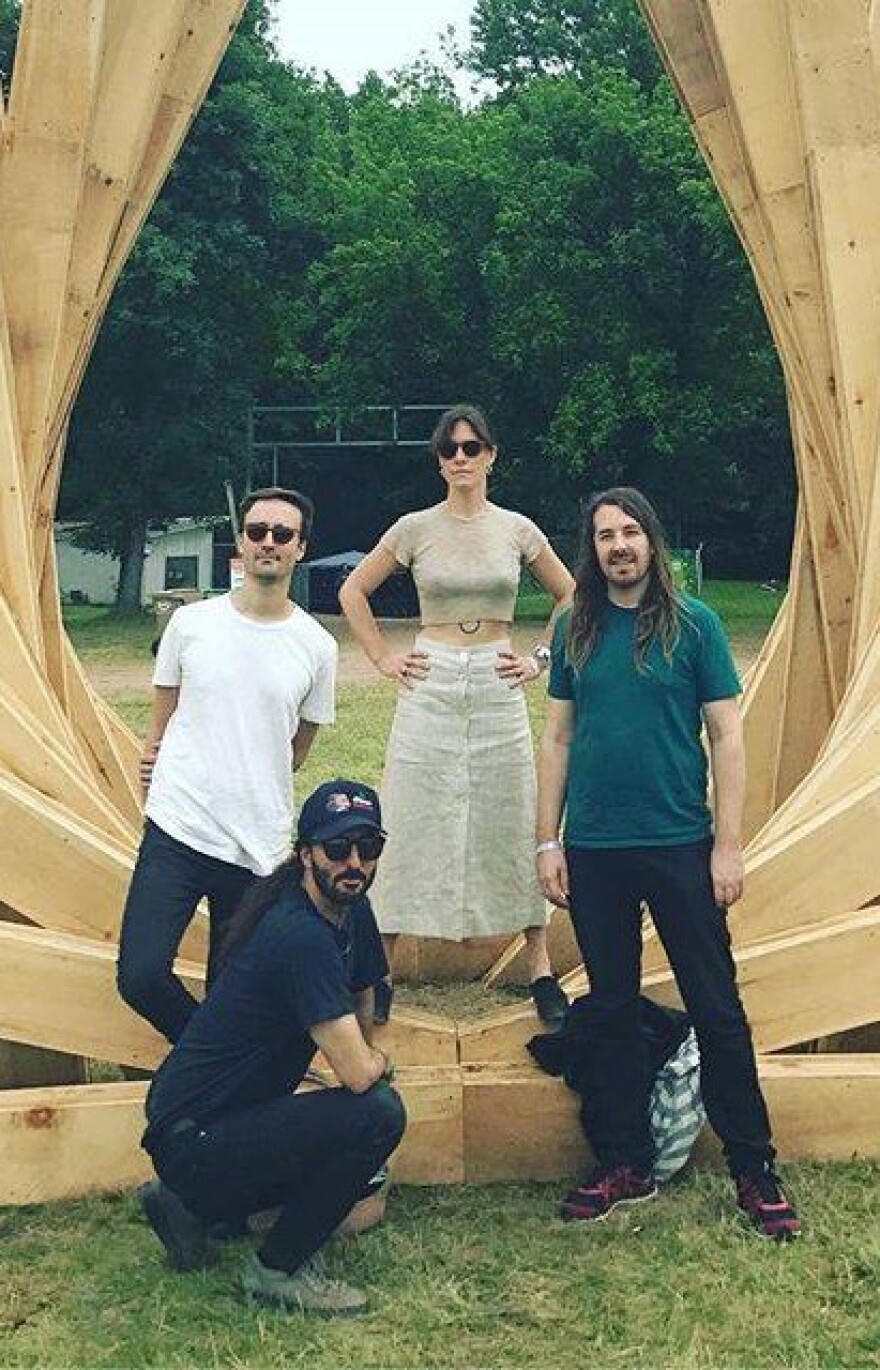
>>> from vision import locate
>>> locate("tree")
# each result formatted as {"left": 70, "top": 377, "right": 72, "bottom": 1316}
{"left": 469, "top": 0, "right": 661, "bottom": 91}
{"left": 63, "top": 1, "right": 331, "bottom": 608}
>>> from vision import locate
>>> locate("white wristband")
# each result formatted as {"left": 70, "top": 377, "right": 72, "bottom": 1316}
{"left": 535, "top": 839, "right": 562, "bottom": 856}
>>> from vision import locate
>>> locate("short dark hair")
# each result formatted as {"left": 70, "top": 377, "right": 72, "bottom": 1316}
{"left": 429, "top": 404, "right": 496, "bottom": 457}
{"left": 238, "top": 487, "right": 314, "bottom": 544}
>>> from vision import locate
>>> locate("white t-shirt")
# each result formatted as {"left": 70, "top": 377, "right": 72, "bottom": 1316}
{"left": 146, "top": 594, "right": 337, "bottom": 875}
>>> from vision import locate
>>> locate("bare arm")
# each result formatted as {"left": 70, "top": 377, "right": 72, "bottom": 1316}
{"left": 496, "top": 544, "right": 575, "bottom": 687}
{"left": 536, "top": 697, "right": 575, "bottom": 907}
{"left": 292, "top": 720, "right": 319, "bottom": 771}
{"left": 338, "top": 544, "right": 429, "bottom": 688}
{"left": 704, "top": 695, "right": 746, "bottom": 907}
{"left": 140, "top": 685, "right": 180, "bottom": 798}
{"left": 354, "top": 988, "right": 375, "bottom": 1045}
{"left": 310, "top": 1012, "right": 390, "bottom": 1094}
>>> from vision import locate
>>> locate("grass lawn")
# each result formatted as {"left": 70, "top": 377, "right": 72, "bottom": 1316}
{"left": 10, "top": 584, "right": 874, "bottom": 1368}
{"left": 1, "top": 1165, "right": 878, "bottom": 1367}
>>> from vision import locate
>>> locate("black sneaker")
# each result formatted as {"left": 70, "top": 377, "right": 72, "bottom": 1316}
{"left": 561, "top": 1165, "right": 657, "bottom": 1223}
{"left": 373, "top": 978, "right": 393, "bottom": 1025}
{"left": 138, "top": 1180, "right": 218, "bottom": 1271}
{"left": 734, "top": 1168, "right": 801, "bottom": 1240}
{"left": 530, "top": 974, "right": 568, "bottom": 1028}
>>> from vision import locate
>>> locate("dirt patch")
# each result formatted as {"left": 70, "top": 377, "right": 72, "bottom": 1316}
{"left": 83, "top": 614, "right": 761, "bottom": 697}
{"left": 83, "top": 617, "right": 546, "bottom": 695}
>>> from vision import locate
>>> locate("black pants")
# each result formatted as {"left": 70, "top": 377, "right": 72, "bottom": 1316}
{"left": 146, "top": 1083, "right": 407, "bottom": 1273}
{"left": 566, "top": 840, "right": 773, "bottom": 1177}
{"left": 117, "top": 820, "right": 257, "bottom": 1043}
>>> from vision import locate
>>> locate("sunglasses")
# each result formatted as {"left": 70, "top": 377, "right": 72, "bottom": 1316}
{"left": 320, "top": 831, "right": 385, "bottom": 862}
{"left": 437, "top": 438, "right": 487, "bottom": 460}
{"left": 243, "top": 521, "right": 301, "bottom": 546}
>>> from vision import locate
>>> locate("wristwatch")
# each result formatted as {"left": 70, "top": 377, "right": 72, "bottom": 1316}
{"left": 531, "top": 644, "right": 552, "bottom": 672}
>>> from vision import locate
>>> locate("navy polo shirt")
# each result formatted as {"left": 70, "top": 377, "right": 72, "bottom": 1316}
{"left": 145, "top": 883, "right": 388, "bottom": 1139}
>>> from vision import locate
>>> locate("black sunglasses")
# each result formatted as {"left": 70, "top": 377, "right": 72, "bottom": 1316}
{"left": 437, "top": 438, "right": 486, "bottom": 460}
{"left": 243, "top": 521, "right": 300, "bottom": 545}
{"left": 321, "top": 831, "right": 386, "bottom": 862}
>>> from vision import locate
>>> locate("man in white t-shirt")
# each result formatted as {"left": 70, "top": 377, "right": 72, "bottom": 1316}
{"left": 117, "top": 487, "right": 338, "bottom": 1043}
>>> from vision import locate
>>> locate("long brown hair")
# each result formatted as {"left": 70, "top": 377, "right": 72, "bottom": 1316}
{"left": 568, "top": 487, "right": 681, "bottom": 670}
{"left": 217, "top": 850, "right": 305, "bottom": 971}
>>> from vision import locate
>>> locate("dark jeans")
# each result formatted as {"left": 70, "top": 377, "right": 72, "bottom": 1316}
{"left": 117, "top": 820, "right": 256, "bottom": 1043}
{"left": 146, "top": 1082, "right": 407, "bottom": 1273}
{"left": 566, "top": 840, "right": 773, "bottom": 1177}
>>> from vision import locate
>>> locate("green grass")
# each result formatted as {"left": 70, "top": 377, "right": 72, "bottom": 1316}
{"left": 0, "top": 1165, "right": 877, "bottom": 1367}
{"left": 701, "top": 580, "right": 785, "bottom": 640}
{"left": 62, "top": 603, "right": 156, "bottom": 658}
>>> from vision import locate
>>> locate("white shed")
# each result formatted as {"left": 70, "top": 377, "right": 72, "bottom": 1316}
{"left": 56, "top": 518, "right": 232, "bottom": 606}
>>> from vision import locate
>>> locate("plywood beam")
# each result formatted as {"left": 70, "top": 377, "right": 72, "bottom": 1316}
{"left": 1, "top": 1057, "right": 877, "bottom": 1204}
{"left": 0, "top": 923, "right": 456, "bottom": 1070}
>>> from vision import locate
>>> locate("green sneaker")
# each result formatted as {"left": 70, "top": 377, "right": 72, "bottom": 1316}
{"left": 241, "top": 1251, "right": 368, "bottom": 1317}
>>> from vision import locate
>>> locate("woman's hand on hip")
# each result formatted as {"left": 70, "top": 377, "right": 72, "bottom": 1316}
{"left": 496, "top": 650, "right": 541, "bottom": 689}
{"left": 375, "top": 649, "right": 430, "bottom": 689}
{"left": 537, "top": 848, "right": 570, "bottom": 907}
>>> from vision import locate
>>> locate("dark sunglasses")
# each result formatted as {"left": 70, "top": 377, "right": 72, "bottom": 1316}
{"left": 243, "top": 521, "right": 300, "bottom": 545}
{"left": 321, "top": 831, "right": 385, "bottom": 862}
{"left": 437, "top": 438, "right": 486, "bottom": 460}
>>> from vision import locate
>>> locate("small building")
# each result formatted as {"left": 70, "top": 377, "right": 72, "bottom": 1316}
{"left": 56, "top": 519, "right": 235, "bottom": 606}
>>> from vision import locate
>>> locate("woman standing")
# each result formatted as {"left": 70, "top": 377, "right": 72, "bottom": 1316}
{"left": 340, "top": 404, "right": 574, "bottom": 1024}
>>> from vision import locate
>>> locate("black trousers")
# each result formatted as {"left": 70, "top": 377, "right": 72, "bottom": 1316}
{"left": 117, "top": 820, "right": 257, "bottom": 1043}
{"left": 146, "top": 1082, "right": 407, "bottom": 1273}
{"left": 566, "top": 840, "right": 773, "bottom": 1177}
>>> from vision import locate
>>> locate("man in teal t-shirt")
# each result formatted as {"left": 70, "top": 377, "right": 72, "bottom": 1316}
{"left": 536, "top": 487, "right": 799, "bottom": 1241}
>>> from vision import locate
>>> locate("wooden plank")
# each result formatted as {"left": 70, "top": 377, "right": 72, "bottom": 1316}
{"left": 0, "top": 1069, "right": 464, "bottom": 1204}
{"left": 2, "top": 1056, "right": 876, "bottom": 1203}
{"left": 758, "top": 1054, "right": 880, "bottom": 1160}
{"left": 642, "top": 906, "right": 880, "bottom": 1052}
{"left": 62, "top": 635, "right": 142, "bottom": 826}
{"left": 809, "top": 147, "right": 880, "bottom": 529}
{"left": 50, "top": 1, "right": 189, "bottom": 424}
{"left": 393, "top": 1067, "right": 464, "bottom": 1185}
{"left": 0, "top": 679, "right": 134, "bottom": 843}
{"left": 468, "top": 906, "right": 880, "bottom": 1062}
{"left": 483, "top": 907, "right": 581, "bottom": 988}
{"left": 0, "top": 773, "right": 209, "bottom": 964}
{"left": 390, "top": 932, "right": 512, "bottom": 983}
{"left": 0, "top": 922, "right": 457, "bottom": 1070}
{"left": 0, "top": 0, "right": 97, "bottom": 500}
{"left": 462, "top": 1063, "right": 586, "bottom": 1183}
{"left": 458, "top": 1002, "right": 563, "bottom": 1067}
{"left": 0, "top": 1081, "right": 151, "bottom": 1205}
{"left": 48, "top": 0, "right": 248, "bottom": 451}
{"left": 0, "top": 295, "right": 41, "bottom": 650}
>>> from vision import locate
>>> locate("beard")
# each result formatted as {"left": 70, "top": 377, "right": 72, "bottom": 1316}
{"left": 312, "top": 861, "right": 376, "bottom": 906}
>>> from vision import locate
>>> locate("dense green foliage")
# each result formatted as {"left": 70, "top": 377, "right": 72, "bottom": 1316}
{"left": 40, "top": 0, "right": 794, "bottom": 603}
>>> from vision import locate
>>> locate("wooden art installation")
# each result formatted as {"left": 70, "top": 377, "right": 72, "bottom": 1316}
{"left": 0, "top": 0, "right": 878, "bottom": 1205}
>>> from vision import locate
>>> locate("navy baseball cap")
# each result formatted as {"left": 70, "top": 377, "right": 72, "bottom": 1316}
{"left": 297, "top": 779, "right": 384, "bottom": 845}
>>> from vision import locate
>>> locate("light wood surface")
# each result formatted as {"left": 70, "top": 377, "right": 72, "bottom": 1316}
{"left": 2, "top": 1056, "right": 877, "bottom": 1204}
{"left": 1, "top": 0, "right": 880, "bottom": 1186}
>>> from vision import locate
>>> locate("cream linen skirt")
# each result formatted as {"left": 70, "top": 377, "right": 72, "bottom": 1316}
{"left": 371, "top": 637, "right": 547, "bottom": 939}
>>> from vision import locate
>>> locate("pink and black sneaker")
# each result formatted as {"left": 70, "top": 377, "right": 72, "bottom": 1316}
{"left": 734, "top": 1168, "right": 801, "bottom": 1240}
{"left": 561, "top": 1165, "right": 657, "bottom": 1223}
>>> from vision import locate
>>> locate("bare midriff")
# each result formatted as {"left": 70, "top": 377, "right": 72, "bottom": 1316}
{"left": 418, "top": 619, "right": 512, "bottom": 646}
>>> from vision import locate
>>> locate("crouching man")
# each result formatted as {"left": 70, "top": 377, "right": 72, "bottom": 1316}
{"left": 139, "top": 779, "right": 406, "bottom": 1316}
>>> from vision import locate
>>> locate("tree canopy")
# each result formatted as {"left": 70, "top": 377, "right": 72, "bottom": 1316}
{"left": 52, "top": 0, "right": 794, "bottom": 605}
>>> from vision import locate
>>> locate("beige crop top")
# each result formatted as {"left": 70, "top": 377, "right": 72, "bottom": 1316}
{"left": 379, "top": 502, "right": 548, "bottom": 625}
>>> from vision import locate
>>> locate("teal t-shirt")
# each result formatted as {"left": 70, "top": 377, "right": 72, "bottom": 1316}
{"left": 548, "top": 596, "right": 740, "bottom": 848}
